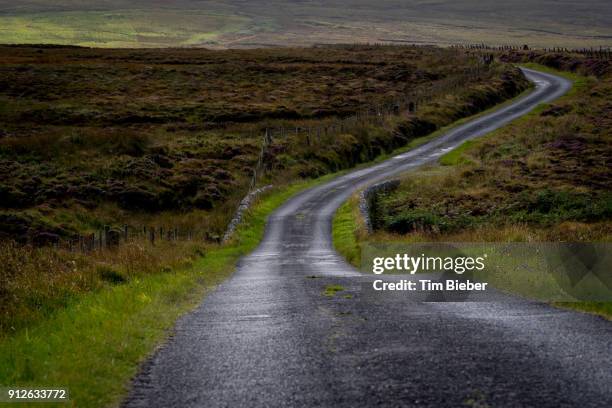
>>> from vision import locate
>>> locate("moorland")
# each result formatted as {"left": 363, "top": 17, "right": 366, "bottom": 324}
{"left": 0, "top": 0, "right": 611, "bottom": 48}
{"left": 0, "top": 44, "right": 529, "bottom": 334}
{"left": 332, "top": 52, "right": 611, "bottom": 316}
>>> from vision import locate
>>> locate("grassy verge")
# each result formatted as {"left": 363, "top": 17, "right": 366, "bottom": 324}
{"left": 0, "top": 177, "right": 323, "bottom": 408}
{"left": 439, "top": 139, "right": 477, "bottom": 165}
{"left": 557, "top": 302, "right": 612, "bottom": 320}
{"left": 331, "top": 196, "right": 362, "bottom": 268}
{"left": 438, "top": 63, "right": 590, "bottom": 168}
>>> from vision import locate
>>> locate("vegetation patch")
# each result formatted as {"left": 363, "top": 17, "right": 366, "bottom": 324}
{"left": 0, "top": 1, "right": 610, "bottom": 48}
{"left": 0, "top": 9, "right": 252, "bottom": 48}
{"left": 332, "top": 196, "right": 363, "bottom": 268}
{"left": 323, "top": 284, "right": 345, "bottom": 297}
{"left": 0, "top": 45, "right": 526, "bottom": 245}
{"left": 439, "top": 140, "right": 477, "bottom": 166}
{"left": 375, "top": 66, "right": 611, "bottom": 240}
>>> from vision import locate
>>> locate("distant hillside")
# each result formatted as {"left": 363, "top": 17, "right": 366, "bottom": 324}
{"left": 0, "top": 0, "right": 611, "bottom": 48}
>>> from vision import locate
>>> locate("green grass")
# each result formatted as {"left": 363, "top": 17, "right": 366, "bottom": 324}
{"left": 323, "top": 284, "right": 345, "bottom": 297}
{"left": 557, "top": 302, "right": 612, "bottom": 321}
{"left": 0, "top": 10, "right": 251, "bottom": 47}
{"left": 436, "top": 62, "right": 583, "bottom": 169}
{"left": 0, "top": 1, "right": 610, "bottom": 48}
{"left": 0, "top": 176, "right": 325, "bottom": 408}
{"left": 332, "top": 198, "right": 361, "bottom": 268}
{"left": 439, "top": 139, "right": 477, "bottom": 166}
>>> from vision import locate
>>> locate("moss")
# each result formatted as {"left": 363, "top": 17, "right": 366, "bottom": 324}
{"left": 323, "top": 284, "right": 345, "bottom": 297}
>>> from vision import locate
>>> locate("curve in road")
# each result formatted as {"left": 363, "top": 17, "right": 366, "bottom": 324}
{"left": 124, "top": 68, "right": 612, "bottom": 408}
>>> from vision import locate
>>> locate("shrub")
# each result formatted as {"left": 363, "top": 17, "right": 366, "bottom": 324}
{"left": 385, "top": 210, "right": 445, "bottom": 234}
{"left": 96, "top": 266, "right": 126, "bottom": 284}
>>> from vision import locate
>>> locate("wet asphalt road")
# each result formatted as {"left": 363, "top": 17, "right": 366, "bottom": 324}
{"left": 124, "top": 69, "right": 612, "bottom": 407}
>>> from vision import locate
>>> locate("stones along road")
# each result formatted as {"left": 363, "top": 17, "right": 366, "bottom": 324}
{"left": 124, "top": 68, "right": 612, "bottom": 407}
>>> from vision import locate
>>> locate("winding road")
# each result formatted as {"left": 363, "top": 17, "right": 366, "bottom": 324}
{"left": 124, "top": 68, "right": 612, "bottom": 407}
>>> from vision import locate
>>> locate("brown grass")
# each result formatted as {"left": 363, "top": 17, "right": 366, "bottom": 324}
{"left": 0, "top": 45, "right": 531, "bottom": 334}
{"left": 0, "top": 238, "right": 207, "bottom": 336}
{"left": 371, "top": 57, "right": 611, "bottom": 242}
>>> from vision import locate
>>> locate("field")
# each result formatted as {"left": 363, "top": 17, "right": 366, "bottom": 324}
{"left": 371, "top": 61, "right": 611, "bottom": 241}
{"left": 0, "top": 10, "right": 252, "bottom": 48}
{"left": 0, "top": 44, "right": 531, "bottom": 335}
{"left": 0, "top": 1, "right": 611, "bottom": 48}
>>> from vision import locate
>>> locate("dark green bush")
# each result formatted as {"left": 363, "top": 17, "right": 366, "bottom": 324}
{"left": 385, "top": 210, "right": 445, "bottom": 234}
{"left": 97, "top": 266, "right": 126, "bottom": 284}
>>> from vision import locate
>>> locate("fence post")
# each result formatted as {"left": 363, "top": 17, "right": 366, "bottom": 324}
{"left": 104, "top": 226, "right": 110, "bottom": 249}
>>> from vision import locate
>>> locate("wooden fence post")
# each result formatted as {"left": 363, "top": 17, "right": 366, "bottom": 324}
{"left": 104, "top": 226, "right": 110, "bottom": 249}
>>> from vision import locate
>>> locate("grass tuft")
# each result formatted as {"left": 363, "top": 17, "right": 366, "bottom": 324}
{"left": 323, "top": 284, "right": 345, "bottom": 297}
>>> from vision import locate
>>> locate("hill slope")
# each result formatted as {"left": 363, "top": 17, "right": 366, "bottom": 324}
{"left": 0, "top": 1, "right": 611, "bottom": 48}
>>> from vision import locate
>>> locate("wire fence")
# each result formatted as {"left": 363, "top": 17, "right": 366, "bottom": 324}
{"left": 44, "top": 224, "right": 211, "bottom": 253}
{"left": 248, "top": 63, "right": 494, "bottom": 189}
{"left": 452, "top": 43, "right": 611, "bottom": 60}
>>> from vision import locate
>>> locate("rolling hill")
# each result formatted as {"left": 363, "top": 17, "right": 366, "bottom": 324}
{"left": 0, "top": 0, "right": 611, "bottom": 48}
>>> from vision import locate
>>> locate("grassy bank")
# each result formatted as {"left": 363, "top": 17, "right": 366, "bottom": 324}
{"left": 0, "top": 177, "right": 321, "bottom": 407}
{"left": 331, "top": 196, "right": 362, "bottom": 268}
{"left": 332, "top": 63, "right": 612, "bottom": 319}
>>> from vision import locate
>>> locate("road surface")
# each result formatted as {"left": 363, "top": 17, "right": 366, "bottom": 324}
{"left": 124, "top": 68, "right": 612, "bottom": 407}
